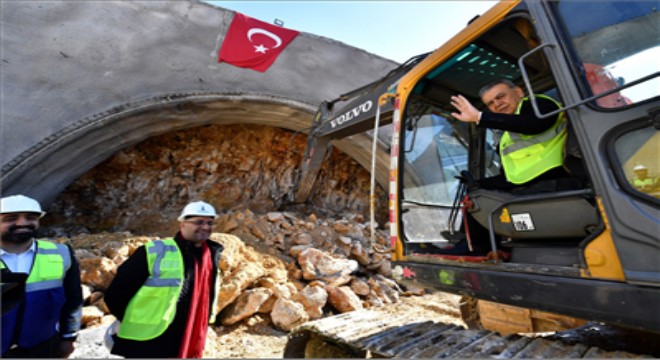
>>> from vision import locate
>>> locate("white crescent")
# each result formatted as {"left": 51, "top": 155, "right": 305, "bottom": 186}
{"left": 247, "top": 28, "right": 283, "bottom": 49}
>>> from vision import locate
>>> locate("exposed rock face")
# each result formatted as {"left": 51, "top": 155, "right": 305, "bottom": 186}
{"left": 42, "top": 124, "right": 388, "bottom": 237}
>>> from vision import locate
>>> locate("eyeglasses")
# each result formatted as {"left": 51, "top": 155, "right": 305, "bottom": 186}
{"left": 1, "top": 214, "right": 40, "bottom": 223}
{"left": 183, "top": 220, "right": 215, "bottom": 226}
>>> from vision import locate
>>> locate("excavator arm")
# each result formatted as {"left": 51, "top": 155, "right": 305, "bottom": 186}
{"left": 292, "top": 53, "right": 428, "bottom": 202}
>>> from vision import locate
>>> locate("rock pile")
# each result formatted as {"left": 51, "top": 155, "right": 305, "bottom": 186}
{"left": 68, "top": 209, "right": 416, "bottom": 338}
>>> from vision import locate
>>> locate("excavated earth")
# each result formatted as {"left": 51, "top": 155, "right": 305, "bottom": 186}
{"left": 34, "top": 125, "right": 658, "bottom": 358}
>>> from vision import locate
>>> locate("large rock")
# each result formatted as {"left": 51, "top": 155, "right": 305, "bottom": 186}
{"left": 368, "top": 275, "right": 400, "bottom": 304}
{"left": 350, "top": 241, "right": 371, "bottom": 265}
{"left": 220, "top": 288, "right": 273, "bottom": 326}
{"left": 310, "top": 225, "right": 337, "bottom": 251}
{"left": 297, "top": 285, "right": 328, "bottom": 320}
{"left": 325, "top": 285, "right": 363, "bottom": 313}
{"left": 297, "top": 248, "right": 358, "bottom": 286}
{"left": 216, "top": 260, "right": 266, "bottom": 312}
{"left": 79, "top": 257, "right": 117, "bottom": 291}
{"left": 350, "top": 277, "right": 371, "bottom": 297}
{"left": 271, "top": 298, "right": 309, "bottom": 332}
{"left": 212, "top": 232, "right": 288, "bottom": 313}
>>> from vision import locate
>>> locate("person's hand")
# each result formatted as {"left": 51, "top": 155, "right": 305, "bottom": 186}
{"left": 450, "top": 95, "right": 481, "bottom": 123}
{"left": 58, "top": 339, "right": 75, "bottom": 358}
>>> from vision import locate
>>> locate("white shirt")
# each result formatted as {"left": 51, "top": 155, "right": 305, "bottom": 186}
{"left": 0, "top": 239, "right": 36, "bottom": 273}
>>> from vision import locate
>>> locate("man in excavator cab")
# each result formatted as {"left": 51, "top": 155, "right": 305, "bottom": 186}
{"left": 450, "top": 78, "right": 577, "bottom": 192}
{"left": 629, "top": 164, "right": 657, "bottom": 194}
{"left": 444, "top": 79, "right": 584, "bottom": 255}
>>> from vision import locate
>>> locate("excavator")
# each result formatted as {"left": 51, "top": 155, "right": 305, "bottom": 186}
{"left": 285, "top": 0, "right": 659, "bottom": 357}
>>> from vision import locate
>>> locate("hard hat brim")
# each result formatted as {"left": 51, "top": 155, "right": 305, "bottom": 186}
{"left": 177, "top": 214, "right": 218, "bottom": 222}
{"left": 0, "top": 210, "right": 46, "bottom": 218}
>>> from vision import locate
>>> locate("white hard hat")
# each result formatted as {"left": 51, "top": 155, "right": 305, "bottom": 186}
{"left": 633, "top": 164, "right": 648, "bottom": 171}
{"left": 178, "top": 201, "right": 218, "bottom": 221}
{"left": 1, "top": 195, "right": 46, "bottom": 218}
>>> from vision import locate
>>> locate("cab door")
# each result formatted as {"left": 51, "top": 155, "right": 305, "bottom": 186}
{"left": 527, "top": 0, "right": 659, "bottom": 285}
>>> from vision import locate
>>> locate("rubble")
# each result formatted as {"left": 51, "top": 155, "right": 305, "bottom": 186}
{"left": 68, "top": 209, "right": 407, "bottom": 335}
{"left": 40, "top": 124, "right": 406, "bottom": 357}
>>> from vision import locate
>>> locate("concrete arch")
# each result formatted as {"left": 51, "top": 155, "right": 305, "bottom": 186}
{"left": 1, "top": 1, "right": 397, "bottom": 205}
{"left": 3, "top": 93, "right": 390, "bottom": 205}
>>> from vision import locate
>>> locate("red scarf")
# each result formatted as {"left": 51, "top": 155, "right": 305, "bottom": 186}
{"left": 178, "top": 241, "right": 212, "bottom": 358}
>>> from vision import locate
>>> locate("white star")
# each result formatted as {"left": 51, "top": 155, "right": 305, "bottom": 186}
{"left": 254, "top": 44, "right": 268, "bottom": 54}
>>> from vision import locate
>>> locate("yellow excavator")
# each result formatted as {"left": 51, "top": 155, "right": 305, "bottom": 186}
{"left": 286, "top": 0, "right": 659, "bottom": 357}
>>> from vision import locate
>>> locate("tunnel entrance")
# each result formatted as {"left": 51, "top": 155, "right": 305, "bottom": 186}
{"left": 42, "top": 123, "right": 388, "bottom": 237}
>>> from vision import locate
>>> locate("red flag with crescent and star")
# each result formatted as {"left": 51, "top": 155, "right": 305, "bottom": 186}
{"left": 218, "top": 13, "right": 300, "bottom": 72}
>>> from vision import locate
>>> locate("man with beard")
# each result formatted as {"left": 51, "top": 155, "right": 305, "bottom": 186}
{"left": 104, "top": 201, "right": 223, "bottom": 358}
{"left": 1, "top": 195, "right": 83, "bottom": 358}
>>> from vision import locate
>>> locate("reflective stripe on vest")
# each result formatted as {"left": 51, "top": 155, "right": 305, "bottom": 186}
{"left": 1, "top": 240, "right": 70, "bottom": 354}
{"left": 500, "top": 95, "right": 567, "bottom": 184}
{"left": 118, "top": 238, "right": 184, "bottom": 341}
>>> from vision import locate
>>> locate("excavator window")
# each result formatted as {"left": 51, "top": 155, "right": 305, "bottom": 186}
{"left": 612, "top": 125, "right": 660, "bottom": 200}
{"left": 554, "top": 1, "right": 659, "bottom": 108}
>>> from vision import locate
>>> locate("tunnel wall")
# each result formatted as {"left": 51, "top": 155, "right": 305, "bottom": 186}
{"left": 0, "top": 0, "right": 397, "bottom": 205}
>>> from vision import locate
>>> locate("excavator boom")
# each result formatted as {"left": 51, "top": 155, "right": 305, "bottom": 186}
{"left": 292, "top": 54, "right": 427, "bottom": 202}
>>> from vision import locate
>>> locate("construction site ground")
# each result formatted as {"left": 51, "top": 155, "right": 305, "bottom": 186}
{"left": 73, "top": 291, "right": 660, "bottom": 358}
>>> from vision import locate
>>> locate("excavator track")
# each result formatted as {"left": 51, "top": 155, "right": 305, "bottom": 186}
{"left": 284, "top": 294, "right": 656, "bottom": 358}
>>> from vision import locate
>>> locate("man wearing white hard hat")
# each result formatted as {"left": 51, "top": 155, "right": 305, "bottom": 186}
{"left": 630, "top": 164, "right": 657, "bottom": 193}
{"left": 1, "top": 195, "right": 83, "bottom": 358}
{"left": 104, "top": 201, "right": 224, "bottom": 358}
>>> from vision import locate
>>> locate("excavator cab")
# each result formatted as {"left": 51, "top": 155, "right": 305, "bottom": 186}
{"left": 397, "top": 14, "right": 598, "bottom": 259}
{"left": 392, "top": 0, "right": 659, "bottom": 333}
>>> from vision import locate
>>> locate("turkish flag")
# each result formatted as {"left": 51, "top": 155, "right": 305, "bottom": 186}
{"left": 218, "top": 13, "right": 300, "bottom": 72}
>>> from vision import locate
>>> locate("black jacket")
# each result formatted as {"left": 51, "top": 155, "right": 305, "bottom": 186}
{"left": 104, "top": 233, "right": 223, "bottom": 358}
{"left": 478, "top": 96, "right": 560, "bottom": 135}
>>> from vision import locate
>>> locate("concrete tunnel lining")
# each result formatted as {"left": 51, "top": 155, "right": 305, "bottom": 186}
{"left": 2, "top": 93, "right": 391, "bottom": 207}
{"left": 1, "top": 0, "right": 398, "bottom": 206}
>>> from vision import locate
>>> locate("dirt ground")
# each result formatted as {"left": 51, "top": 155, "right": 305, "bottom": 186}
{"left": 73, "top": 289, "right": 660, "bottom": 358}
{"left": 206, "top": 290, "right": 660, "bottom": 359}
{"left": 208, "top": 291, "right": 463, "bottom": 358}
{"left": 72, "top": 291, "right": 462, "bottom": 359}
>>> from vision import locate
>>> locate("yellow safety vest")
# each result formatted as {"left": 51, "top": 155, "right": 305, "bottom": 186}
{"left": 500, "top": 95, "right": 567, "bottom": 184}
{"left": 118, "top": 239, "right": 184, "bottom": 341}
{"left": 1, "top": 240, "right": 71, "bottom": 353}
{"left": 632, "top": 178, "right": 654, "bottom": 189}
{"left": 117, "top": 238, "right": 222, "bottom": 341}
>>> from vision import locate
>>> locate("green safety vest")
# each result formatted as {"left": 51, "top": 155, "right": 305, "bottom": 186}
{"left": 500, "top": 95, "right": 567, "bottom": 184}
{"left": 118, "top": 239, "right": 184, "bottom": 341}
{"left": 0, "top": 240, "right": 70, "bottom": 282}
{"left": 632, "top": 178, "right": 654, "bottom": 189}
{"left": 1, "top": 240, "right": 71, "bottom": 354}
{"left": 117, "top": 238, "right": 221, "bottom": 341}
